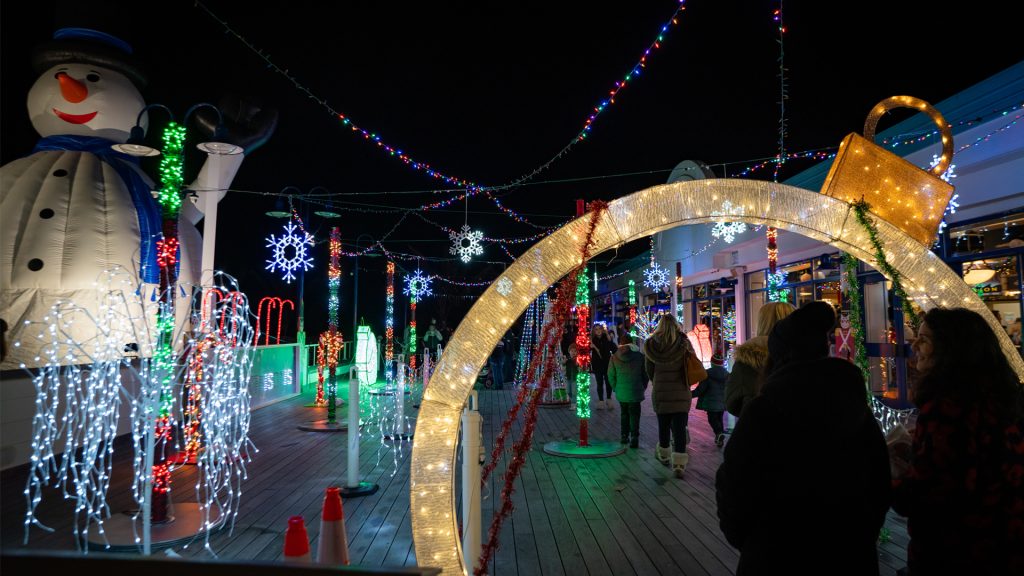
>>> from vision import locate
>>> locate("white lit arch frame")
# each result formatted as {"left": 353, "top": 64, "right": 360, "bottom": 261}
{"left": 410, "top": 179, "right": 1024, "bottom": 574}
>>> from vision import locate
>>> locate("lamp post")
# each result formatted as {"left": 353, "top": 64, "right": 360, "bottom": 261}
{"left": 104, "top": 102, "right": 242, "bottom": 553}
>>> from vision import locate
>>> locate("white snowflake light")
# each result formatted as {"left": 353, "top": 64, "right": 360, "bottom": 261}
{"left": 265, "top": 220, "right": 314, "bottom": 283}
{"left": 496, "top": 276, "right": 513, "bottom": 296}
{"left": 644, "top": 261, "right": 671, "bottom": 292}
{"left": 449, "top": 225, "right": 484, "bottom": 263}
{"left": 711, "top": 201, "right": 747, "bottom": 243}
{"left": 403, "top": 270, "right": 433, "bottom": 298}
{"left": 928, "top": 154, "right": 959, "bottom": 237}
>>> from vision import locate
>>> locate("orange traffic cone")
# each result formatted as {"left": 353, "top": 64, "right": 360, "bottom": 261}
{"left": 316, "top": 486, "right": 350, "bottom": 565}
{"left": 283, "top": 515, "right": 311, "bottom": 562}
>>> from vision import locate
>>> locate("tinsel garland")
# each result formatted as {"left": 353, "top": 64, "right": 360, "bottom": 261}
{"left": 475, "top": 200, "right": 608, "bottom": 576}
{"left": 842, "top": 252, "right": 872, "bottom": 388}
{"left": 852, "top": 201, "right": 920, "bottom": 326}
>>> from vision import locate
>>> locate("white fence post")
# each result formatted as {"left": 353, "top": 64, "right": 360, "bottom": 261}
{"left": 461, "top": 390, "right": 482, "bottom": 572}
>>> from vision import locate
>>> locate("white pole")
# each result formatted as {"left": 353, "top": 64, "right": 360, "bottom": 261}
{"left": 347, "top": 367, "right": 360, "bottom": 488}
{"left": 397, "top": 364, "right": 408, "bottom": 437}
{"left": 461, "top": 391, "right": 482, "bottom": 573}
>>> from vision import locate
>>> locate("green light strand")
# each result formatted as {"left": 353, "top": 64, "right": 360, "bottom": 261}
{"left": 852, "top": 201, "right": 920, "bottom": 326}
{"left": 157, "top": 122, "right": 186, "bottom": 217}
{"left": 842, "top": 252, "right": 872, "bottom": 394}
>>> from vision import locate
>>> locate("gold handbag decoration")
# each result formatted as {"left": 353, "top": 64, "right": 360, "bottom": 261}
{"left": 820, "top": 95, "right": 954, "bottom": 245}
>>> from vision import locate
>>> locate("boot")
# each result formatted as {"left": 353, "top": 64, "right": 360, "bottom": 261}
{"left": 655, "top": 445, "right": 671, "bottom": 466}
{"left": 671, "top": 452, "right": 689, "bottom": 478}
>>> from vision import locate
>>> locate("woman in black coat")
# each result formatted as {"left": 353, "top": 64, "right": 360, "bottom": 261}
{"left": 589, "top": 323, "right": 617, "bottom": 409}
{"left": 715, "top": 301, "right": 891, "bottom": 575}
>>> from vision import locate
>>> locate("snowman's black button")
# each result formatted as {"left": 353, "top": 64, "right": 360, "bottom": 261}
{"left": 28, "top": 259, "right": 44, "bottom": 271}
{"left": 52, "top": 169, "right": 68, "bottom": 177}
{"left": 39, "top": 209, "right": 55, "bottom": 219}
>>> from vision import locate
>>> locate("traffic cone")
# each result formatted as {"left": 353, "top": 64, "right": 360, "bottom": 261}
{"left": 283, "top": 515, "right": 311, "bottom": 562}
{"left": 316, "top": 486, "right": 350, "bottom": 565}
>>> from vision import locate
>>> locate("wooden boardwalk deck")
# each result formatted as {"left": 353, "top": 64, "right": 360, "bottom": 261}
{"left": 1, "top": 386, "right": 910, "bottom": 574}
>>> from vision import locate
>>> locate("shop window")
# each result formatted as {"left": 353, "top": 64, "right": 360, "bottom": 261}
{"left": 814, "top": 252, "right": 841, "bottom": 280}
{"left": 815, "top": 280, "right": 843, "bottom": 308}
{"left": 794, "top": 285, "right": 815, "bottom": 308}
{"left": 780, "top": 260, "right": 812, "bottom": 284}
{"left": 694, "top": 284, "right": 708, "bottom": 299}
{"left": 747, "top": 270, "right": 767, "bottom": 292}
{"left": 747, "top": 291, "right": 766, "bottom": 339}
{"left": 949, "top": 212, "right": 1024, "bottom": 257}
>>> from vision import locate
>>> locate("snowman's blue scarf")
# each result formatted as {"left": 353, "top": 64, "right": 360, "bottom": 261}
{"left": 33, "top": 135, "right": 162, "bottom": 284}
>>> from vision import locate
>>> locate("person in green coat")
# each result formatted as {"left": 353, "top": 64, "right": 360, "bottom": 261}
{"left": 608, "top": 334, "right": 647, "bottom": 448}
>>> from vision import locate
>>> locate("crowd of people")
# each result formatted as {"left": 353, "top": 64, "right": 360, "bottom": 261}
{"left": 483, "top": 299, "right": 1024, "bottom": 574}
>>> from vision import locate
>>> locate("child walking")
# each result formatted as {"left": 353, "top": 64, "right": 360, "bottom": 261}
{"left": 607, "top": 334, "right": 647, "bottom": 448}
{"left": 694, "top": 350, "right": 728, "bottom": 447}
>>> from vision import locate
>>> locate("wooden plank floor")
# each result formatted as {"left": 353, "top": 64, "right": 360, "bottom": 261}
{"left": 1, "top": 385, "right": 909, "bottom": 574}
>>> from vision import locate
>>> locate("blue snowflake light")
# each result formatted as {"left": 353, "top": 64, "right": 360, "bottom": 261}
{"left": 265, "top": 220, "right": 314, "bottom": 283}
{"left": 644, "top": 261, "right": 671, "bottom": 292}
{"left": 403, "top": 270, "right": 433, "bottom": 299}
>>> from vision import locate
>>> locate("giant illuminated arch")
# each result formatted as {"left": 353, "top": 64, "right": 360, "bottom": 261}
{"left": 410, "top": 179, "right": 1024, "bottom": 574}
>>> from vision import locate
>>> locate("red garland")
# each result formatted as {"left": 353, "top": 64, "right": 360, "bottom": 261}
{"left": 475, "top": 200, "right": 607, "bottom": 575}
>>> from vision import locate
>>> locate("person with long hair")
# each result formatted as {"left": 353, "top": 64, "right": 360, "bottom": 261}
{"left": 644, "top": 314, "right": 704, "bottom": 478}
{"left": 590, "top": 323, "right": 617, "bottom": 409}
{"left": 716, "top": 301, "right": 891, "bottom": 574}
{"left": 725, "top": 301, "right": 795, "bottom": 417}
{"left": 889, "top": 308, "right": 1024, "bottom": 575}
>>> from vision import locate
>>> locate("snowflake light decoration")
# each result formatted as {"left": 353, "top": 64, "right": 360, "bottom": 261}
{"left": 449, "top": 224, "right": 484, "bottom": 263}
{"left": 265, "top": 220, "right": 314, "bottom": 283}
{"left": 403, "top": 270, "right": 433, "bottom": 298}
{"left": 711, "top": 201, "right": 747, "bottom": 243}
{"left": 644, "top": 261, "right": 671, "bottom": 292}
{"left": 496, "top": 276, "right": 513, "bottom": 296}
{"left": 928, "top": 153, "right": 959, "bottom": 237}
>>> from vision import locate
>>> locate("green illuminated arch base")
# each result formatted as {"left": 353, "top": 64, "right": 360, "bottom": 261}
{"left": 410, "top": 179, "right": 1024, "bottom": 574}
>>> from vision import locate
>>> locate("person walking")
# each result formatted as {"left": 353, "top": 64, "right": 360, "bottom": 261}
{"left": 608, "top": 334, "right": 647, "bottom": 448}
{"left": 590, "top": 323, "right": 616, "bottom": 409}
{"left": 488, "top": 337, "right": 507, "bottom": 390}
{"left": 694, "top": 349, "right": 729, "bottom": 447}
{"left": 715, "top": 301, "right": 891, "bottom": 575}
{"left": 644, "top": 315, "right": 705, "bottom": 478}
{"left": 888, "top": 308, "right": 1024, "bottom": 575}
{"left": 724, "top": 301, "right": 795, "bottom": 417}
{"left": 423, "top": 318, "right": 443, "bottom": 352}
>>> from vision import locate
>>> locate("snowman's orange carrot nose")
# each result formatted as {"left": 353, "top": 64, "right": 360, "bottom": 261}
{"left": 57, "top": 72, "right": 88, "bottom": 103}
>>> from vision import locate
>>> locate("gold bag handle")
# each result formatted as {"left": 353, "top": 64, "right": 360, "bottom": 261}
{"left": 863, "top": 95, "right": 953, "bottom": 177}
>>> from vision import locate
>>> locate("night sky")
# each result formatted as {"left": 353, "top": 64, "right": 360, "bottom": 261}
{"left": 2, "top": 1, "right": 1020, "bottom": 340}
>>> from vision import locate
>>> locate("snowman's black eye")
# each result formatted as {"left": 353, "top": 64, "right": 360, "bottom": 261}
{"left": 86, "top": 73, "right": 100, "bottom": 83}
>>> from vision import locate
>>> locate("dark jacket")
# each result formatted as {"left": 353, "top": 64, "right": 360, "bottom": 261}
{"left": 607, "top": 343, "right": 647, "bottom": 403}
{"left": 715, "top": 358, "right": 891, "bottom": 575}
{"left": 589, "top": 333, "right": 616, "bottom": 374}
{"left": 694, "top": 364, "right": 728, "bottom": 412}
{"left": 643, "top": 335, "right": 696, "bottom": 414}
{"left": 892, "top": 394, "right": 1024, "bottom": 576}
{"left": 725, "top": 336, "right": 769, "bottom": 417}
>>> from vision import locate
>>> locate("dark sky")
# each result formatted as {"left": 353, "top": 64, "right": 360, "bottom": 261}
{"left": 2, "top": 1, "right": 1020, "bottom": 339}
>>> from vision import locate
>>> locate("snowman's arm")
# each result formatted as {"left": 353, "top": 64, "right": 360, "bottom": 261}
{"left": 184, "top": 153, "right": 245, "bottom": 225}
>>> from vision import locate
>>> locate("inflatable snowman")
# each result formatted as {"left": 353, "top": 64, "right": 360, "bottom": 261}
{"left": 0, "top": 28, "right": 271, "bottom": 369}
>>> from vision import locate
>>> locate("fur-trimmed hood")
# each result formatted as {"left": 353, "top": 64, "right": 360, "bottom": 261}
{"left": 732, "top": 335, "right": 769, "bottom": 371}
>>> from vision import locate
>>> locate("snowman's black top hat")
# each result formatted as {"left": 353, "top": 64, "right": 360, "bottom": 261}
{"left": 32, "top": 27, "right": 147, "bottom": 89}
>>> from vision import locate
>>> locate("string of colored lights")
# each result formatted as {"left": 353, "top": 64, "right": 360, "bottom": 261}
{"left": 385, "top": 261, "right": 395, "bottom": 386}
{"left": 196, "top": 0, "right": 688, "bottom": 212}
{"left": 412, "top": 211, "right": 556, "bottom": 245}
{"left": 627, "top": 279, "right": 638, "bottom": 337}
{"left": 317, "top": 228, "right": 346, "bottom": 422}
{"left": 766, "top": 1, "right": 787, "bottom": 301}
{"left": 150, "top": 121, "right": 187, "bottom": 524}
